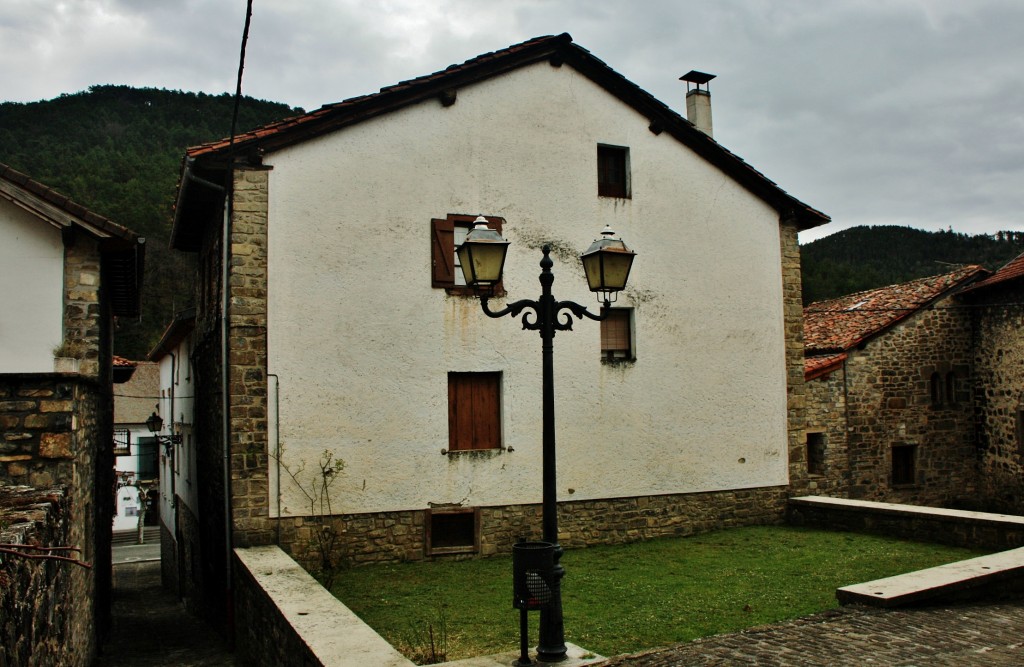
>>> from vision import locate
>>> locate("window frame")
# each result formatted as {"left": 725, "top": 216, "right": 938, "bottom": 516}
{"left": 424, "top": 507, "right": 480, "bottom": 556}
{"left": 447, "top": 372, "right": 503, "bottom": 453}
{"left": 597, "top": 144, "right": 630, "bottom": 198}
{"left": 431, "top": 214, "right": 505, "bottom": 295}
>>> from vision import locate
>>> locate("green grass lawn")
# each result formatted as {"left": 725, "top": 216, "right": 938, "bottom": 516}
{"left": 327, "top": 526, "right": 986, "bottom": 663}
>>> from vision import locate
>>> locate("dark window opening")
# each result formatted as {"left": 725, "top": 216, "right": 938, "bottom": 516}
{"left": 448, "top": 372, "right": 501, "bottom": 451}
{"left": 1016, "top": 407, "right": 1024, "bottom": 454}
{"left": 425, "top": 508, "right": 479, "bottom": 555}
{"left": 597, "top": 145, "right": 629, "bottom": 198}
{"left": 136, "top": 437, "right": 159, "bottom": 480}
{"left": 929, "top": 372, "right": 943, "bottom": 406}
{"left": 807, "top": 432, "right": 826, "bottom": 476}
{"left": 892, "top": 445, "right": 916, "bottom": 486}
{"left": 945, "top": 372, "right": 957, "bottom": 405}
{"left": 601, "top": 308, "right": 633, "bottom": 361}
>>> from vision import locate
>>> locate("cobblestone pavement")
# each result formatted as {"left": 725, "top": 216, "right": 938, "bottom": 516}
{"left": 598, "top": 601, "right": 1024, "bottom": 666}
{"left": 94, "top": 560, "right": 235, "bottom": 666}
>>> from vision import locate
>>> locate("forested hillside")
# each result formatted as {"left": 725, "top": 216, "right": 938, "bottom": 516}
{"left": 0, "top": 85, "right": 301, "bottom": 358}
{"left": 801, "top": 226, "right": 1024, "bottom": 304}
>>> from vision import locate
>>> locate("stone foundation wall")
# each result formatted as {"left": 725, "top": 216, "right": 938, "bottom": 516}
{"left": 277, "top": 486, "right": 789, "bottom": 570}
{"left": 0, "top": 485, "right": 92, "bottom": 667}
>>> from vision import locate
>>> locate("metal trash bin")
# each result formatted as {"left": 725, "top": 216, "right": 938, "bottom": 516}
{"left": 512, "top": 541, "right": 555, "bottom": 611}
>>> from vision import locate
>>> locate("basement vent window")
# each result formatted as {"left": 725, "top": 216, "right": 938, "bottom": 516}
{"left": 425, "top": 507, "right": 479, "bottom": 556}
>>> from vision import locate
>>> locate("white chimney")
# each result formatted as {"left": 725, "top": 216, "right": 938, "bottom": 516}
{"left": 680, "top": 70, "right": 716, "bottom": 137}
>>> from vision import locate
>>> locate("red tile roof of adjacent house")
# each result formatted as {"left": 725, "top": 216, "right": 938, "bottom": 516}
{"left": 805, "top": 352, "right": 848, "bottom": 381}
{"left": 173, "top": 34, "right": 828, "bottom": 251}
{"left": 960, "top": 251, "right": 1024, "bottom": 294}
{"left": 804, "top": 265, "right": 988, "bottom": 358}
{"left": 112, "top": 356, "right": 137, "bottom": 367}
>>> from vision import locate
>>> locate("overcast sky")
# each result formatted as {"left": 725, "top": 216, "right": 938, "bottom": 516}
{"left": 3, "top": 0, "right": 1022, "bottom": 242}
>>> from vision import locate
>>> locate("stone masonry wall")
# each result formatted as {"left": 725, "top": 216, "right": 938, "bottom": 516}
{"left": 277, "top": 485, "right": 789, "bottom": 569}
{"left": 0, "top": 375, "right": 103, "bottom": 665}
{"left": 779, "top": 219, "right": 810, "bottom": 496}
{"left": 843, "top": 296, "right": 978, "bottom": 505}
{"left": 227, "top": 167, "right": 273, "bottom": 549}
{"left": 969, "top": 285, "right": 1024, "bottom": 513}
{"left": 805, "top": 366, "right": 851, "bottom": 496}
{"left": 0, "top": 485, "right": 88, "bottom": 667}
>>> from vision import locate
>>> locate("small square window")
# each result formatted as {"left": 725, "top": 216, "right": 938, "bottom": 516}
{"left": 601, "top": 308, "right": 634, "bottom": 361}
{"left": 807, "top": 432, "right": 825, "bottom": 476}
{"left": 597, "top": 145, "right": 629, "bottom": 198}
{"left": 448, "top": 372, "right": 502, "bottom": 451}
{"left": 425, "top": 508, "right": 479, "bottom": 555}
{"left": 892, "top": 445, "right": 916, "bottom": 486}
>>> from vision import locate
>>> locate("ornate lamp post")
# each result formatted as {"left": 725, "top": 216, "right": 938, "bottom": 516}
{"left": 458, "top": 218, "right": 635, "bottom": 661}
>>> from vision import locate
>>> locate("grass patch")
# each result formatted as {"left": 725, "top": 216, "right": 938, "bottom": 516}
{"left": 328, "top": 526, "right": 986, "bottom": 662}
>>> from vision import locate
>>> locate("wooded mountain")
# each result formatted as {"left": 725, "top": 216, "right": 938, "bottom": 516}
{"left": 0, "top": 85, "right": 302, "bottom": 358}
{"left": 801, "top": 226, "right": 1024, "bottom": 305}
{"left": 3, "top": 86, "right": 1021, "bottom": 353}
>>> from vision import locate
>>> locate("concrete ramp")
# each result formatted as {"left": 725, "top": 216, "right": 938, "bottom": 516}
{"left": 837, "top": 546, "right": 1024, "bottom": 607}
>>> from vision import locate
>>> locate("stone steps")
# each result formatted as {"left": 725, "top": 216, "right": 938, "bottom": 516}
{"left": 112, "top": 527, "right": 160, "bottom": 547}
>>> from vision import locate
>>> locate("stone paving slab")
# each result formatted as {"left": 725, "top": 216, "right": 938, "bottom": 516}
{"left": 596, "top": 602, "right": 1024, "bottom": 666}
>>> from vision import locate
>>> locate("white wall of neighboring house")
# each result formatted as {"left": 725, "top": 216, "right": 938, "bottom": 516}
{"left": 264, "top": 62, "right": 789, "bottom": 518}
{"left": 155, "top": 334, "right": 196, "bottom": 532}
{"left": 0, "top": 199, "right": 63, "bottom": 373}
{"left": 113, "top": 425, "right": 159, "bottom": 531}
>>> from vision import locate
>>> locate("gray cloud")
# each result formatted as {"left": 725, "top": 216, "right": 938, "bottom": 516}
{"left": 2, "top": 0, "right": 1022, "bottom": 241}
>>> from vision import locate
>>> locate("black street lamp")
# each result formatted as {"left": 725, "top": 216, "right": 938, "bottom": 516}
{"left": 459, "top": 218, "right": 635, "bottom": 662}
{"left": 146, "top": 411, "right": 182, "bottom": 456}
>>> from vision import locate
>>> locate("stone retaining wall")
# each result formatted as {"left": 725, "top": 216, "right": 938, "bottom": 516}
{"left": 0, "top": 485, "right": 91, "bottom": 666}
{"left": 787, "top": 495, "right": 1024, "bottom": 551}
{"left": 232, "top": 545, "right": 413, "bottom": 666}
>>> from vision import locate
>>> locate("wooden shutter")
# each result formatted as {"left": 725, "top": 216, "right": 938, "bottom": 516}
{"left": 448, "top": 373, "right": 501, "bottom": 451}
{"left": 431, "top": 217, "right": 455, "bottom": 287}
{"left": 601, "top": 309, "right": 632, "bottom": 357}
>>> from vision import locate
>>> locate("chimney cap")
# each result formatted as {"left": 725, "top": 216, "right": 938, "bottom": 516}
{"left": 680, "top": 70, "right": 716, "bottom": 90}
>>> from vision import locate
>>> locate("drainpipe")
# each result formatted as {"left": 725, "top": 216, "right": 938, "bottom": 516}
{"left": 221, "top": 186, "right": 234, "bottom": 633}
{"left": 169, "top": 351, "right": 180, "bottom": 597}
{"left": 268, "top": 374, "right": 280, "bottom": 546}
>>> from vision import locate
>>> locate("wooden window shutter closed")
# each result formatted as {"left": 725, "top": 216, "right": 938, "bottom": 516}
{"left": 431, "top": 217, "right": 455, "bottom": 287}
{"left": 448, "top": 373, "right": 501, "bottom": 451}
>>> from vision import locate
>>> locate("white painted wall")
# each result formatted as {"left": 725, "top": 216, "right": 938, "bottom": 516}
{"left": 155, "top": 335, "right": 197, "bottom": 531}
{"left": 0, "top": 199, "right": 63, "bottom": 373}
{"left": 265, "top": 62, "right": 788, "bottom": 517}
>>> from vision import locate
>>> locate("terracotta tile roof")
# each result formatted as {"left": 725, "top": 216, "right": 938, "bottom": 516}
{"left": 173, "top": 34, "right": 828, "bottom": 251}
{"left": 804, "top": 265, "right": 988, "bottom": 355}
{"left": 960, "top": 251, "right": 1024, "bottom": 293}
{"left": 112, "top": 356, "right": 137, "bottom": 367}
{"left": 805, "top": 352, "right": 847, "bottom": 381}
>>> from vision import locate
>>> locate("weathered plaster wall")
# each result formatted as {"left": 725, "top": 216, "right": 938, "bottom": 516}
{"left": 0, "top": 200, "right": 63, "bottom": 373}
{"left": 970, "top": 285, "right": 1024, "bottom": 513}
{"left": 263, "top": 60, "right": 791, "bottom": 519}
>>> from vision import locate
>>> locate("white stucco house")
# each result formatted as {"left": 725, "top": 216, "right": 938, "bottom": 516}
{"left": 146, "top": 308, "right": 198, "bottom": 596}
{"left": 169, "top": 33, "right": 827, "bottom": 617}
{"left": 112, "top": 360, "right": 161, "bottom": 532}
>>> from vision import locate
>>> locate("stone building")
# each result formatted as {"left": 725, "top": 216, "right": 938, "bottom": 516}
{"left": 802, "top": 259, "right": 1024, "bottom": 511}
{"left": 803, "top": 266, "right": 989, "bottom": 504}
{"left": 169, "top": 34, "right": 827, "bottom": 632}
{"left": 0, "top": 162, "right": 143, "bottom": 665}
{"left": 960, "top": 252, "right": 1024, "bottom": 513}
